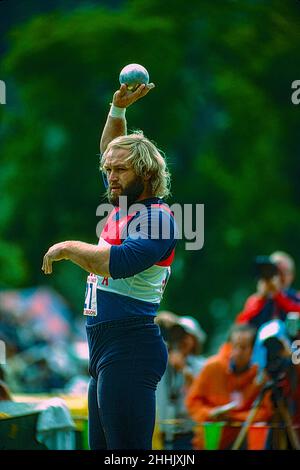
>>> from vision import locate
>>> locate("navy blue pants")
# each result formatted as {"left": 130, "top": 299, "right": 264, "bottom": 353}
{"left": 86, "top": 316, "right": 168, "bottom": 450}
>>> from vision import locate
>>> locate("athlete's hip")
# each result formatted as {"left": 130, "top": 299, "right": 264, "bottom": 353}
{"left": 86, "top": 316, "right": 168, "bottom": 379}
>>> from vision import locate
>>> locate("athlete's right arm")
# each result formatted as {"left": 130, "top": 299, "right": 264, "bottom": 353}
{"left": 100, "top": 82, "right": 155, "bottom": 153}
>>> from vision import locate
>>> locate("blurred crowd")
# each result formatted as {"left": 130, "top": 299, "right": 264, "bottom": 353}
{"left": 0, "top": 287, "right": 89, "bottom": 397}
{"left": 155, "top": 250, "right": 300, "bottom": 450}
{"left": 1, "top": 251, "right": 300, "bottom": 450}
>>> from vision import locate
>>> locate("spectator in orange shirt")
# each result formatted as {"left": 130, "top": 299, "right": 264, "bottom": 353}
{"left": 186, "top": 324, "right": 273, "bottom": 449}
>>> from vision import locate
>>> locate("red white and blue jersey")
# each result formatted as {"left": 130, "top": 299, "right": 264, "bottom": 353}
{"left": 84, "top": 197, "right": 177, "bottom": 323}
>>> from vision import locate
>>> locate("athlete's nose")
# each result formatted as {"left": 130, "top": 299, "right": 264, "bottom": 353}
{"left": 108, "top": 169, "right": 119, "bottom": 183}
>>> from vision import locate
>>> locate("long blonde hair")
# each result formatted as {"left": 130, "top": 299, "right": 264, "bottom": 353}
{"left": 101, "top": 131, "right": 171, "bottom": 198}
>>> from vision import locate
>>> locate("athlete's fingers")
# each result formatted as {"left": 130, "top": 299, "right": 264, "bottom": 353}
{"left": 42, "top": 254, "right": 52, "bottom": 274}
{"left": 130, "top": 83, "right": 146, "bottom": 97}
{"left": 42, "top": 254, "right": 47, "bottom": 273}
{"left": 118, "top": 83, "right": 128, "bottom": 96}
{"left": 47, "top": 259, "right": 53, "bottom": 274}
{"left": 146, "top": 82, "right": 155, "bottom": 90}
{"left": 138, "top": 82, "right": 155, "bottom": 97}
{"left": 131, "top": 82, "right": 155, "bottom": 99}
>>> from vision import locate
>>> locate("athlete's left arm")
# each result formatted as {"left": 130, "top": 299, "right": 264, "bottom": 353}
{"left": 42, "top": 240, "right": 111, "bottom": 276}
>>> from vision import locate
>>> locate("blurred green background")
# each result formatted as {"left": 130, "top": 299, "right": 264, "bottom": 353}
{"left": 1, "top": 0, "right": 300, "bottom": 353}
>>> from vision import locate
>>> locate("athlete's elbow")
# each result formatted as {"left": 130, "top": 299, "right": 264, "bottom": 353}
{"left": 91, "top": 262, "right": 110, "bottom": 277}
{"left": 90, "top": 249, "right": 111, "bottom": 276}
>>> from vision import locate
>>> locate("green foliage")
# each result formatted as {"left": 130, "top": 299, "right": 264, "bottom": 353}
{"left": 1, "top": 0, "right": 300, "bottom": 351}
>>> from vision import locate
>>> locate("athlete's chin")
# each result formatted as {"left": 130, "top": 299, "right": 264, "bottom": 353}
{"left": 108, "top": 192, "right": 121, "bottom": 206}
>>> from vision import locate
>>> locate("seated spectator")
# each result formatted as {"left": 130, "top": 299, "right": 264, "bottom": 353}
{"left": 186, "top": 324, "right": 273, "bottom": 450}
{"left": 236, "top": 251, "right": 300, "bottom": 330}
{"left": 155, "top": 312, "right": 207, "bottom": 449}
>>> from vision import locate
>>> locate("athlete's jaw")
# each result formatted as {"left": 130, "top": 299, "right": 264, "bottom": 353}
{"left": 108, "top": 177, "right": 145, "bottom": 207}
{"left": 108, "top": 185, "right": 122, "bottom": 205}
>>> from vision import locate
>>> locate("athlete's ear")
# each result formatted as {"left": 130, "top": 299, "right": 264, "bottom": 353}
{"left": 144, "top": 173, "right": 151, "bottom": 181}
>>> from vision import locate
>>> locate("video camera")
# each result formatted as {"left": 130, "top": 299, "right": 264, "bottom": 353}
{"left": 252, "top": 320, "right": 294, "bottom": 387}
{"left": 254, "top": 255, "right": 279, "bottom": 280}
{"left": 263, "top": 336, "right": 292, "bottom": 383}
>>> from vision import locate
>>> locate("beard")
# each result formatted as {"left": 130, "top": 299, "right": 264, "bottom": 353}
{"left": 108, "top": 176, "right": 145, "bottom": 207}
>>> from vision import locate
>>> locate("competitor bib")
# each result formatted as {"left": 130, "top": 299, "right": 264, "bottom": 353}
{"left": 83, "top": 273, "right": 97, "bottom": 316}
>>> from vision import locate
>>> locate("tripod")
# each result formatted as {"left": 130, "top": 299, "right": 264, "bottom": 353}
{"left": 232, "top": 379, "right": 300, "bottom": 450}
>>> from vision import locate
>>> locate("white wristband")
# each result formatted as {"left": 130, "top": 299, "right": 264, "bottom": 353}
{"left": 109, "top": 103, "right": 126, "bottom": 119}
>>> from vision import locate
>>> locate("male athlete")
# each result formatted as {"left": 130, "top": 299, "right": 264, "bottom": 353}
{"left": 42, "top": 81, "right": 177, "bottom": 449}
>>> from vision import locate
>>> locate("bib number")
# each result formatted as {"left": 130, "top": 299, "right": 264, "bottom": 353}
{"left": 83, "top": 274, "right": 97, "bottom": 316}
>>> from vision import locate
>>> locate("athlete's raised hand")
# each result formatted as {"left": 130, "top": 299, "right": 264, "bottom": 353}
{"left": 112, "top": 83, "right": 155, "bottom": 108}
